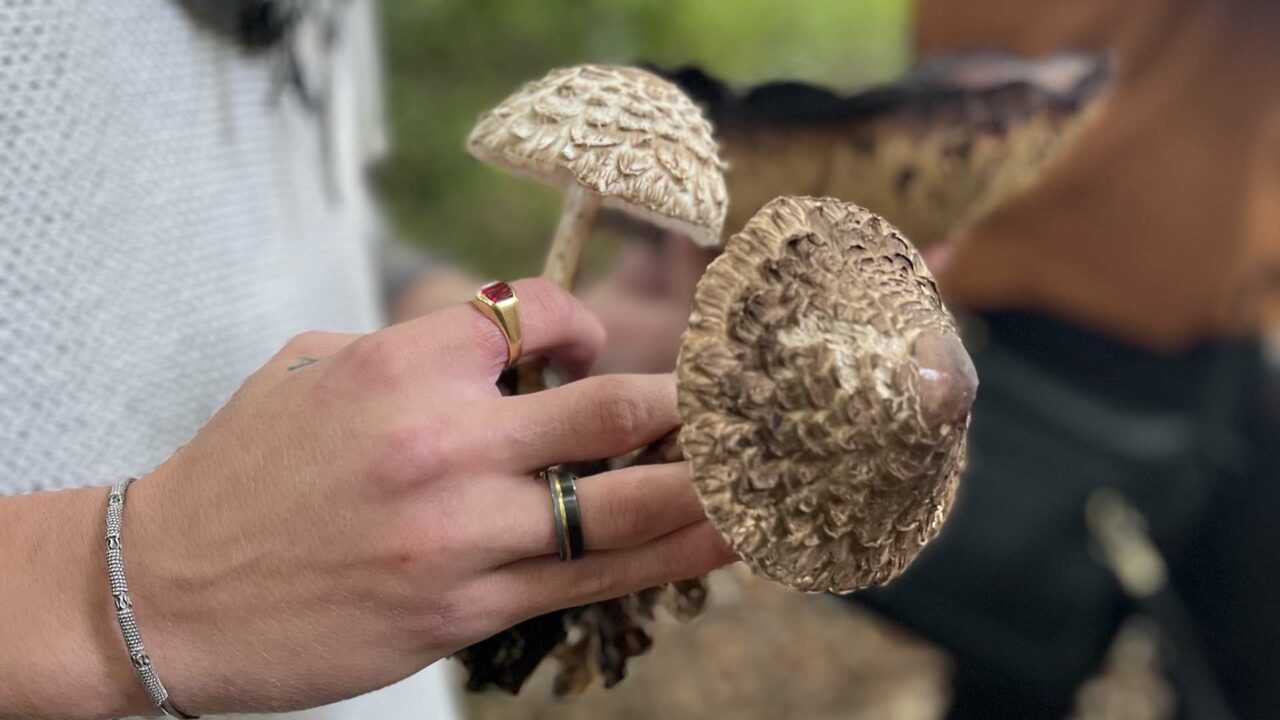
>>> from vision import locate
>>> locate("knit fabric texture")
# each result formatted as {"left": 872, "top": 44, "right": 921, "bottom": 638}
{"left": 0, "top": 0, "right": 386, "bottom": 495}
{"left": 0, "top": 2, "right": 464, "bottom": 718}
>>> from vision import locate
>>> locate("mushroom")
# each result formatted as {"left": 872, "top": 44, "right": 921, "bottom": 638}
{"left": 467, "top": 64, "right": 728, "bottom": 290}
{"left": 676, "top": 195, "right": 977, "bottom": 593}
{"left": 658, "top": 58, "right": 1106, "bottom": 247}
{"left": 457, "top": 196, "right": 974, "bottom": 693}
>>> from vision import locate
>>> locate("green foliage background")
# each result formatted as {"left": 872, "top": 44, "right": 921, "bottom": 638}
{"left": 375, "top": 0, "right": 910, "bottom": 276}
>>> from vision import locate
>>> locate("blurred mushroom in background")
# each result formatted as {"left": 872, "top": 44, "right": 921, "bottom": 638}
{"left": 657, "top": 54, "right": 1106, "bottom": 249}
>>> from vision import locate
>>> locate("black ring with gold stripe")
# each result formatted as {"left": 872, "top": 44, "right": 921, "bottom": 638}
{"left": 547, "top": 466, "right": 584, "bottom": 561}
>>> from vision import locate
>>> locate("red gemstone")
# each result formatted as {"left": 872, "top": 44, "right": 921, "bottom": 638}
{"left": 479, "top": 281, "right": 514, "bottom": 303}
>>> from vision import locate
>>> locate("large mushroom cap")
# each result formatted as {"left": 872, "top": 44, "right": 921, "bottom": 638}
{"left": 676, "top": 196, "right": 975, "bottom": 593}
{"left": 467, "top": 64, "right": 728, "bottom": 248}
{"left": 658, "top": 57, "right": 1106, "bottom": 246}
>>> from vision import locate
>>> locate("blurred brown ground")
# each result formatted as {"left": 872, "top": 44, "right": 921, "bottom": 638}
{"left": 463, "top": 567, "right": 1173, "bottom": 720}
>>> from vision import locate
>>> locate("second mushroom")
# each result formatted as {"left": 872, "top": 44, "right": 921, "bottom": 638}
{"left": 468, "top": 65, "right": 728, "bottom": 391}
{"left": 467, "top": 64, "right": 728, "bottom": 291}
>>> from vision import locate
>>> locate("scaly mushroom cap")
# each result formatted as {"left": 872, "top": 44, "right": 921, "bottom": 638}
{"left": 468, "top": 64, "right": 728, "bottom": 248}
{"left": 676, "top": 196, "right": 976, "bottom": 593}
{"left": 659, "top": 58, "right": 1106, "bottom": 246}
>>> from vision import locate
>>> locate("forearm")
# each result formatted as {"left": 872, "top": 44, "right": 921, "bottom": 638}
{"left": 0, "top": 487, "right": 153, "bottom": 719}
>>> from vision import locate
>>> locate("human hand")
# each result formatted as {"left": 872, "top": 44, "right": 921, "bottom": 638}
{"left": 109, "top": 278, "right": 731, "bottom": 716}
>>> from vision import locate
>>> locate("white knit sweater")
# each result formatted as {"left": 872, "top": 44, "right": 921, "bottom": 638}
{"left": 0, "top": 1, "right": 458, "bottom": 717}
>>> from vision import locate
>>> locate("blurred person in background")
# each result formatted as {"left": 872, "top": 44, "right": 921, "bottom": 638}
{"left": 0, "top": 2, "right": 733, "bottom": 718}
{"left": 858, "top": 2, "right": 1280, "bottom": 718}
{"left": 579, "top": 1, "right": 1280, "bottom": 718}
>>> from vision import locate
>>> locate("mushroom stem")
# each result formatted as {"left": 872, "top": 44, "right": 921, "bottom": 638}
{"left": 514, "top": 185, "right": 603, "bottom": 395}
{"left": 544, "top": 184, "right": 602, "bottom": 289}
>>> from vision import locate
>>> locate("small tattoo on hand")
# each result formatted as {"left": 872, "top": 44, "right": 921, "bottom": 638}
{"left": 287, "top": 357, "right": 321, "bottom": 371}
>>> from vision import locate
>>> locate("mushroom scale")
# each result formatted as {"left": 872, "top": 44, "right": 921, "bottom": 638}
{"left": 467, "top": 64, "right": 728, "bottom": 249}
{"left": 658, "top": 61, "right": 1106, "bottom": 247}
{"left": 676, "top": 196, "right": 975, "bottom": 593}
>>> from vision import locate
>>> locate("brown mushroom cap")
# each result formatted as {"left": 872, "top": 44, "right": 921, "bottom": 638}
{"left": 467, "top": 64, "right": 728, "bottom": 248}
{"left": 676, "top": 196, "right": 975, "bottom": 593}
{"left": 658, "top": 60, "right": 1106, "bottom": 247}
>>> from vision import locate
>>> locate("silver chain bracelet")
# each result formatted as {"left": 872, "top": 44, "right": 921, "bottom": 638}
{"left": 106, "top": 478, "right": 199, "bottom": 719}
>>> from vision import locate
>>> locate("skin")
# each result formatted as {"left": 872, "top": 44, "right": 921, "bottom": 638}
{"left": 0, "top": 278, "right": 733, "bottom": 720}
{"left": 387, "top": 233, "right": 718, "bottom": 375}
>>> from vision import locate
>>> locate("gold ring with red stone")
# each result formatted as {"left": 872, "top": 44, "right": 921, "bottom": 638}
{"left": 470, "top": 281, "right": 522, "bottom": 368}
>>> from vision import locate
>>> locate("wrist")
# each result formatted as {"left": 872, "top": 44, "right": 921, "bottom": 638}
{"left": 0, "top": 485, "right": 154, "bottom": 719}
{"left": 114, "top": 466, "right": 210, "bottom": 716}
{"left": 94, "top": 480, "right": 168, "bottom": 718}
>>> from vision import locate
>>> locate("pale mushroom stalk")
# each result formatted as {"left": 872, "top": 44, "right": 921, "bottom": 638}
{"left": 517, "top": 185, "right": 601, "bottom": 393}
{"left": 543, "top": 184, "right": 602, "bottom": 289}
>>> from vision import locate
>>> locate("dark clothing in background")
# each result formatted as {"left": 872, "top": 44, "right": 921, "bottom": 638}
{"left": 857, "top": 313, "right": 1280, "bottom": 719}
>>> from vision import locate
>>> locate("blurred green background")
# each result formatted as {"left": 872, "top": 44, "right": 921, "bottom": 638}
{"left": 374, "top": 0, "right": 911, "bottom": 277}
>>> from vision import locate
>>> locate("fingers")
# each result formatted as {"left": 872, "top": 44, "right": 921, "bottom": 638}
{"left": 574, "top": 463, "right": 704, "bottom": 552}
{"left": 495, "top": 374, "right": 680, "bottom": 471}
{"left": 472, "top": 462, "right": 706, "bottom": 562}
{"left": 921, "top": 234, "right": 958, "bottom": 275}
{"left": 485, "top": 521, "right": 735, "bottom": 623}
{"left": 383, "top": 277, "right": 605, "bottom": 384}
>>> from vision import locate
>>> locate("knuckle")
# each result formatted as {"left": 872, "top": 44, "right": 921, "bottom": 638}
{"left": 598, "top": 478, "right": 645, "bottom": 541}
{"left": 578, "top": 562, "right": 624, "bottom": 599}
{"left": 469, "top": 318, "right": 511, "bottom": 374}
{"left": 371, "top": 419, "right": 455, "bottom": 487}
{"left": 520, "top": 278, "right": 582, "bottom": 329}
{"left": 438, "top": 583, "right": 517, "bottom": 646}
{"left": 411, "top": 592, "right": 471, "bottom": 648}
{"left": 590, "top": 377, "right": 649, "bottom": 443}
{"left": 346, "top": 333, "right": 408, "bottom": 387}
{"left": 521, "top": 277, "right": 572, "bottom": 315}
{"left": 282, "top": 330, "right": 328, "bottom": 356}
